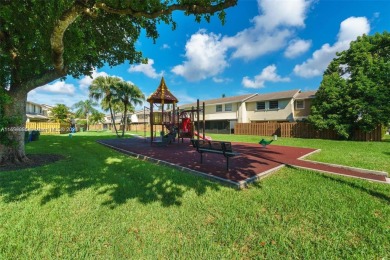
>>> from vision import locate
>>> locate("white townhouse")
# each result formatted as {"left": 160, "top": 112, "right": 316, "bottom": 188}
{"left": 26, "top": 101, "right": 52, "bottom": 122}
{"left": 179, "top": 89, "right": 317, "bottom": 133}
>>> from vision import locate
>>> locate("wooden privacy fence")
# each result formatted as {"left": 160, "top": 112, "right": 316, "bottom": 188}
{"left": 88, "top": 124, "right": 163, "bottom": 133}
{"left": 26, "top": 122, "right": 70, "bottom": 135}
{"left": 88, "top": 124, "right": 104, "bottom": 131}
{"left": 128, "top": 124, "right": 163, "bottom": 133}
{"left": 235, "top": 122, "right": 383, "bottom": 141}
{"left": 235, "top": 122, "right": 280, "bottom": 137}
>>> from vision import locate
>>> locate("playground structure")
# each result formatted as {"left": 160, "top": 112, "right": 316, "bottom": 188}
{"left": 147, "top": 77, "right": 211, "bottom": 145}
{"left": 178, "top": 106, "right": 212, "bottom": 143}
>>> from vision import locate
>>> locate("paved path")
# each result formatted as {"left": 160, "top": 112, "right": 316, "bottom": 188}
{"left": 97, "top": 137, "right": 389, "bottom": 188}
{"left": 234, "top": 143, "right": 388, "bottom": 183}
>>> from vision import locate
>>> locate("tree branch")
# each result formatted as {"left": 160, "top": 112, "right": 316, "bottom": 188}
{"left": 22, "top": 69, "right": 67, "bottom": 93}
{"left": 49, "top": 0, "right": 237, "bottom": 73}
{"left": 0, "top": 31, "right": 5, "bottom": 42}
{"left": 95, "top": 0, "right": 238, "bottom": 18}
{"left": 47, "top": 0, "right": 236, "bottom": 91}
{"left": 50, "top": 2, "right": 87, "bottom": 73}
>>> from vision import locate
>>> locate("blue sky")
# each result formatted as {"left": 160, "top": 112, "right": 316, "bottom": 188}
{"left": 28, "top": 0, "right": 390, "bottom": 110}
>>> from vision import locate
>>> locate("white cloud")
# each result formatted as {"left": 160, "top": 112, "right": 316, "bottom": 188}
{"left": 254, "top": 0, "right": 312, "bottom": 31}
{"left": 27, "top": 89, "right": 88, "bottom": 108}
{"left": 212, "top": 77, "right": 233, "bottom": 83}
{"left": 222, "top": 29, "right": 292, "bottom": 60}
{"left": 129, "top": 59, "right": 164, "bottom": 79}
{"left": 221, "top": 0, "right": 312, "bottom": 60}
{"left": 161, "top": 44, "right": 170, "bottom": 49}
{"left": 284, "top": 39, "right": 312, "bottom": 58}
{"left": 78, "top": 69, "right": 109, "bottom": 90}
{"left": 337, "top": 17, "right": 370, "bottom": 42}
{"left": 242, "top": 65, "right": 290, "bottom": 88}
{"left": 176, "top": 91, "right": 197, "bottom": 106}
{"left": 171, "top": 0, "right": 313, "bottom": 81}
{"left": 294, "top": 17, "right": 370, "bottom": 78}
{"left": 27, "top": 68, "right": 125, "bottom": 109}
{"left": 171, "top": 30, "right": 228, "bottom": 81}
{"left": 37, "top": 81, "right": 76, "bottom": 95}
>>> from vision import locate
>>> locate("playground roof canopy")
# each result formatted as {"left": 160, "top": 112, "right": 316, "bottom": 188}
{"left": 147, "top": 77, "right": 178, "bottom": 104}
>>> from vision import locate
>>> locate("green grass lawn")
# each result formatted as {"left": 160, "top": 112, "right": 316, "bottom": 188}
{"left": 0, "top": 132, "right": 389, "bottom": 259}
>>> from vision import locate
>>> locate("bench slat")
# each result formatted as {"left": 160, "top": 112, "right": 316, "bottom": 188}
{"left": 191, "top": 139, "right": 239, "bottom": 170}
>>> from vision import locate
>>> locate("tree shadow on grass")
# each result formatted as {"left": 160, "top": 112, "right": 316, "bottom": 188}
{"left": 0, "top": 135, "right": 220, "bottom": 208}
{"left": 319, "top": 174, "right": 390, "bottom": 204}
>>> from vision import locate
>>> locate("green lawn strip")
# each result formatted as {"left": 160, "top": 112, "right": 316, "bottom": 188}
{"left": 0, "top": 132, "right": 389, "bottom": 258}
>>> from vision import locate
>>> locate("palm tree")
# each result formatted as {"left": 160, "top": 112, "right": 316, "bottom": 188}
{"left": 72, "top": 99, "right": 98, "bottom": 131}
{"left": 89, "top": 76, "right": 122, "bottom": 136}
{"left": 113, "top": 81, "right": 145, "bottom": 137}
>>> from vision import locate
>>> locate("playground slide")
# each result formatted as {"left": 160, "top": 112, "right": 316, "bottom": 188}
{"left": 193, "top": 131, "right": 212, "bottom": 141}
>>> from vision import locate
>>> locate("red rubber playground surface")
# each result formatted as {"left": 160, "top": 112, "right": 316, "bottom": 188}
{"left": 97, "top": 137, "right": 389, "bottom": 188}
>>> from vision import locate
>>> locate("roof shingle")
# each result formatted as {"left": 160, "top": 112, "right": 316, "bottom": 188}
{"left": 295, "top": 90, "right": 317, "bottom": 100}
{"left": 246, "top": 89, "right": 300, "bottom": 102}
{"left": 180, "top": 93, "right": 256, "bottom": 108}
{"left": 147, "top": 77, "right": 178, "bottom": 104}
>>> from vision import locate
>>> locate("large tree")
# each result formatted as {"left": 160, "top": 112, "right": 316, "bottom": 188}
{"left": 309, "top": 32, "right": 390, "bottom": 139}
{"left": 0, "top": 0, "right": 237, "bottom": 163}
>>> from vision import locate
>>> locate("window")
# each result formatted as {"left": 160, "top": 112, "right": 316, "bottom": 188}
{"left": 256, "top": 102, "right": 265, "bottom": 110}
{"left": 269, "top": 100, "right": 279, "bottom": 109}
{"left": 205, "top": 120, "right": 229, "bottom": 131}
{"left": 216, "top": 104, "right": 222, "bottom": 112}
{"left": 225, "top": 103, "right": 232, "bottom": 111}
{"left": 296, "top": 100, "right": 304, "bottom": 109}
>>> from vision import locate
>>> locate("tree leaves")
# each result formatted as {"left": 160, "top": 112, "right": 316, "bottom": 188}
{"left": 309, "top": 32, "right": 390, "bottom": 139}
{"left": 1, "top": 0, "right": 237, "bottom": 92}
{"left": 50, "top": 104, "right": 72, "bottom": 123}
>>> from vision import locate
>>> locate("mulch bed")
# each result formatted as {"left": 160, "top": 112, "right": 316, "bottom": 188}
{"left": 0, "top": 154, "right": 64, "bottom": 172}
{"left": 97, "top": 137, "right": 388, "bottom": 187}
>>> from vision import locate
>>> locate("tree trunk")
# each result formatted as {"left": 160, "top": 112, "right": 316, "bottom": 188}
{"left": 86, "top": 113, "right": 89, "bottom": 131}
{"left": 0, "top": 91, "right": 29, "bottom": 164}
{"left": 109, "top": 106, "right": 119, "bottom": 137}
{"left": 122, "top": 104, "right": 128, "bottom": 137}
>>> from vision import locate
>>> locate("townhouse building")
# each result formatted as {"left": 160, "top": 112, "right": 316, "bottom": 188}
{"left": 178, "top": 89, "right": 316, "bottom": 133}
{"left": 26, "top": 101, "right": 52, "bottom": 122}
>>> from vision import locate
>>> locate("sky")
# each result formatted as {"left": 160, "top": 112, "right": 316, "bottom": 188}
{"left": 27, "top": 0, "right": 390, "bottom": 111}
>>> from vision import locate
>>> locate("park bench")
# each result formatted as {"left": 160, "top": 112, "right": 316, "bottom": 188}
{"left": 191, "top": 139, "right": 239, "bottom": 170}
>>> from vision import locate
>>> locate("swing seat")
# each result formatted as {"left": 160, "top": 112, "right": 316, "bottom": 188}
{"left": 259, "top": 138, "right": 273, "bottom": 147}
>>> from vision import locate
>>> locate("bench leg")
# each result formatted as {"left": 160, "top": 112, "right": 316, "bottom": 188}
{"left": 200, "top": 152, "right": 203, "bottom": 164}
{"left": 226, "top": 156, "right": 229, "bottom": 171}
